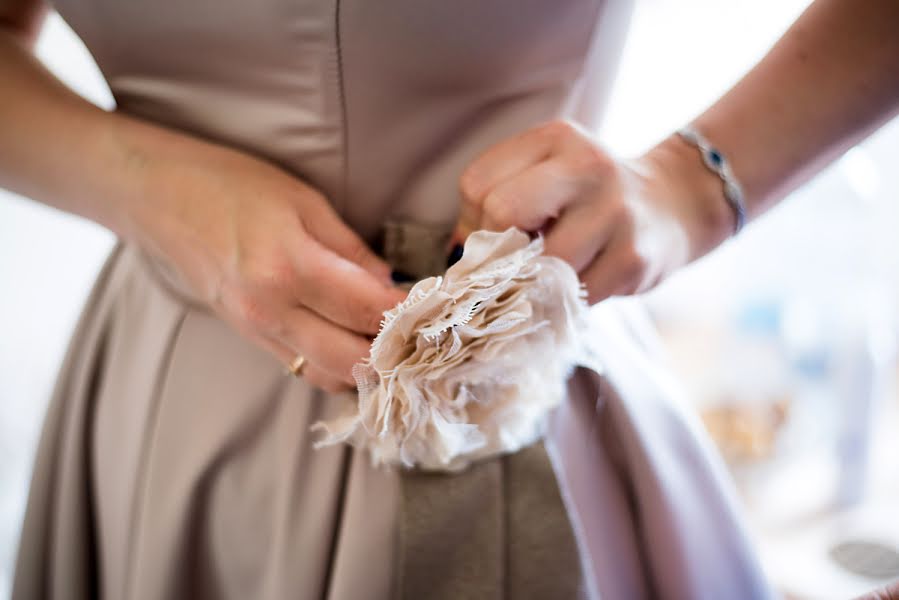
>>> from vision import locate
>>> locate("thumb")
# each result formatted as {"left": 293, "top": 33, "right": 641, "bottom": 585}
{"left": 301, "top": 195, "right": 394, "bottom": 286}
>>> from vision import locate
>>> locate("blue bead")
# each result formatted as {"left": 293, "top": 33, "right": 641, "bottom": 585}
{"left": 708, "top": 149, "right": 723, "bottom": 166}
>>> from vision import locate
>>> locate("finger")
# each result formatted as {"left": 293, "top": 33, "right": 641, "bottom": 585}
{"left": 452, "top": 188, "right": 482, "bottom": 250}
{"left": 274, "top": 304, "right": 374, "bottom": 385}
{"left": 296, "top": 192, "right": 394, "bottom": 285}
{"left": 299, "top": 363, "right": 354, "bottom": 393}
{"left": 259, "top": 333, "right": 352, "bottom": 392}
{"left": 542, "top": 199, "right": 620, "bottom": 273}
{"left": 479, "top": 160, "right": 576, "bottom": 233}
{"left": 578, "top": 238, "right": 645, "bottom": 305}
{"left": 462, "top": 123, "right": 564, "bottom": 201}
{"left": 290, "top": 238, "right": 407, "bottom": 335}
{"left": 455, "top": 123, "right": 561, "bottom": 244}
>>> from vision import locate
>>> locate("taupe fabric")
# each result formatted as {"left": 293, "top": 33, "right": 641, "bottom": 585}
{"left": 399, "top": 444, "right": 584, "bottom": 600}
{"left": 14, "top": 1, "right": 775, "bottom": 598}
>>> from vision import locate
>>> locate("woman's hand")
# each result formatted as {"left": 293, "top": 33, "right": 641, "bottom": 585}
{"left": 128, "top": 141, "right": 407, "bottom": 392}
{"left": 455, "top": 120, "right": 735, "bottom": 304}
{"left": 0, "top": 19, "right": 404, "bottom": 393}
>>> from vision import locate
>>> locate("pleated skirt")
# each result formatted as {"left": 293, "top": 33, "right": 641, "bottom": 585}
{"left": 13, "top": 240, "right": 773, "bottom": 600}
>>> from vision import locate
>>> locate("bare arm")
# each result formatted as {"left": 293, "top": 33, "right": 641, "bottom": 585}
{"left": 656, "top": 0, "right": 899, "bottom": 253}
{"left": 458, "top": 0, "right": 899, "bottom": 302}
{"left": 0, "top": 0, "right": 405, "bottom": 389}
{"left": 0, "top": 0, "right": 144, "bottom": 236}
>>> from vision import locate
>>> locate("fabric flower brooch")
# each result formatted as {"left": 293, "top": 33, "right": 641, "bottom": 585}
{"left": 313, "top": 228, "right": 590, "bottom": 471}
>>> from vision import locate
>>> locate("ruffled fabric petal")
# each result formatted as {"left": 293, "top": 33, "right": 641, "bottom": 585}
{"left": 312, "top": 228, "right": 591, "bottom": 471}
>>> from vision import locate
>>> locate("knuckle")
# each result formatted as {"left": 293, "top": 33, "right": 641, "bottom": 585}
{"left": 343, "top": 239, "right": 373, "bottom": 267}
{"left": 539, "top": 119, "right": 573, "bottom": 140}
{"left": 261, "top": 255, "right": 297, "bottom": 291}
{"left": 237, "top": 253, "right": 287, "bottom": 293}
{"left": 232, "top": 292, "right": 271, "bottom": 329}
{"left": 483, "top": 192, "right": 517, "bottom": 229}
{"left": 459, "top": 168, "right": 484, "bottom": 204}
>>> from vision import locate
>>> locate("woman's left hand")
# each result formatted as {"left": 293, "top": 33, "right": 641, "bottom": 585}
{"left": 455, "top": 120, "right": 735, "bottom": 304}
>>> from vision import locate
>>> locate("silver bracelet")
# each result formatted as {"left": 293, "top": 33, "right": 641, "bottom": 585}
{"left": 677, "top": 126, "right": 746, "bottom": 234}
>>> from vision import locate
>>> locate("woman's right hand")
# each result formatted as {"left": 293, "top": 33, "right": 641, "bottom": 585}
{"left": 127, "top": 140, "right": 407, "bottom": 393}
{"left": 1, "top": 7, "right": 404, "bottom": 392}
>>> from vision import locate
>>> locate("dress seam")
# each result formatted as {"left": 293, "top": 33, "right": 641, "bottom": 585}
{"left": 333, "top": 0, "right": 349, "bottom": 215}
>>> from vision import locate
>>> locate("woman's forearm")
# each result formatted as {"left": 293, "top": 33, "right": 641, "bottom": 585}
{"left": 0, "top": 27, "right": 136, "bottom": 233}
{"left": 0, "top": 16, "right": 409, "bottom": 390}
{"left": 0, "top": 24, "right": 251, "bottom": 245}
{"left": 649, "top": 0, "right": 899, "bottom": 253}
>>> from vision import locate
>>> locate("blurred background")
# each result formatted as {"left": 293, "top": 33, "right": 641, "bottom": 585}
{"left": 1, "top": 1, "right": 897, "bottom": 598}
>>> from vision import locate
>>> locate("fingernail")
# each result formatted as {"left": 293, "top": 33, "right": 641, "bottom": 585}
{"left": 391, "top": 269, "right": 416, "bottom": 283}
{"left": 447, "top": 244, "right": 464, "bottom": 267}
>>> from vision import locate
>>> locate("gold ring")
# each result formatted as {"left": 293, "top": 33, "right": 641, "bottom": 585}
{"left": 286, "top": 354, "right": 307, "bottom": 377}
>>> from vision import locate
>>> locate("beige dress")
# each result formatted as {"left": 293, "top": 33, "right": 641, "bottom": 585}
{"left": 13, "top": 1, "right": 773, "bottom": 598}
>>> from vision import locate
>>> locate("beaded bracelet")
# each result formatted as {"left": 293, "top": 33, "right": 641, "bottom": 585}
{"left": 677, "top": 126, "right": 747, "bottom": 234}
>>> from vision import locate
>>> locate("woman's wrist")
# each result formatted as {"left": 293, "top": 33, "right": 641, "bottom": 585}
{"left": 639, "top": 133, "right": 739, "bottom": 262}
{"left": 95, "top": 114, "right": 157, "bottom": 242}
{"left": 99, "top": 111, "right": 237, "bottom": 254}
